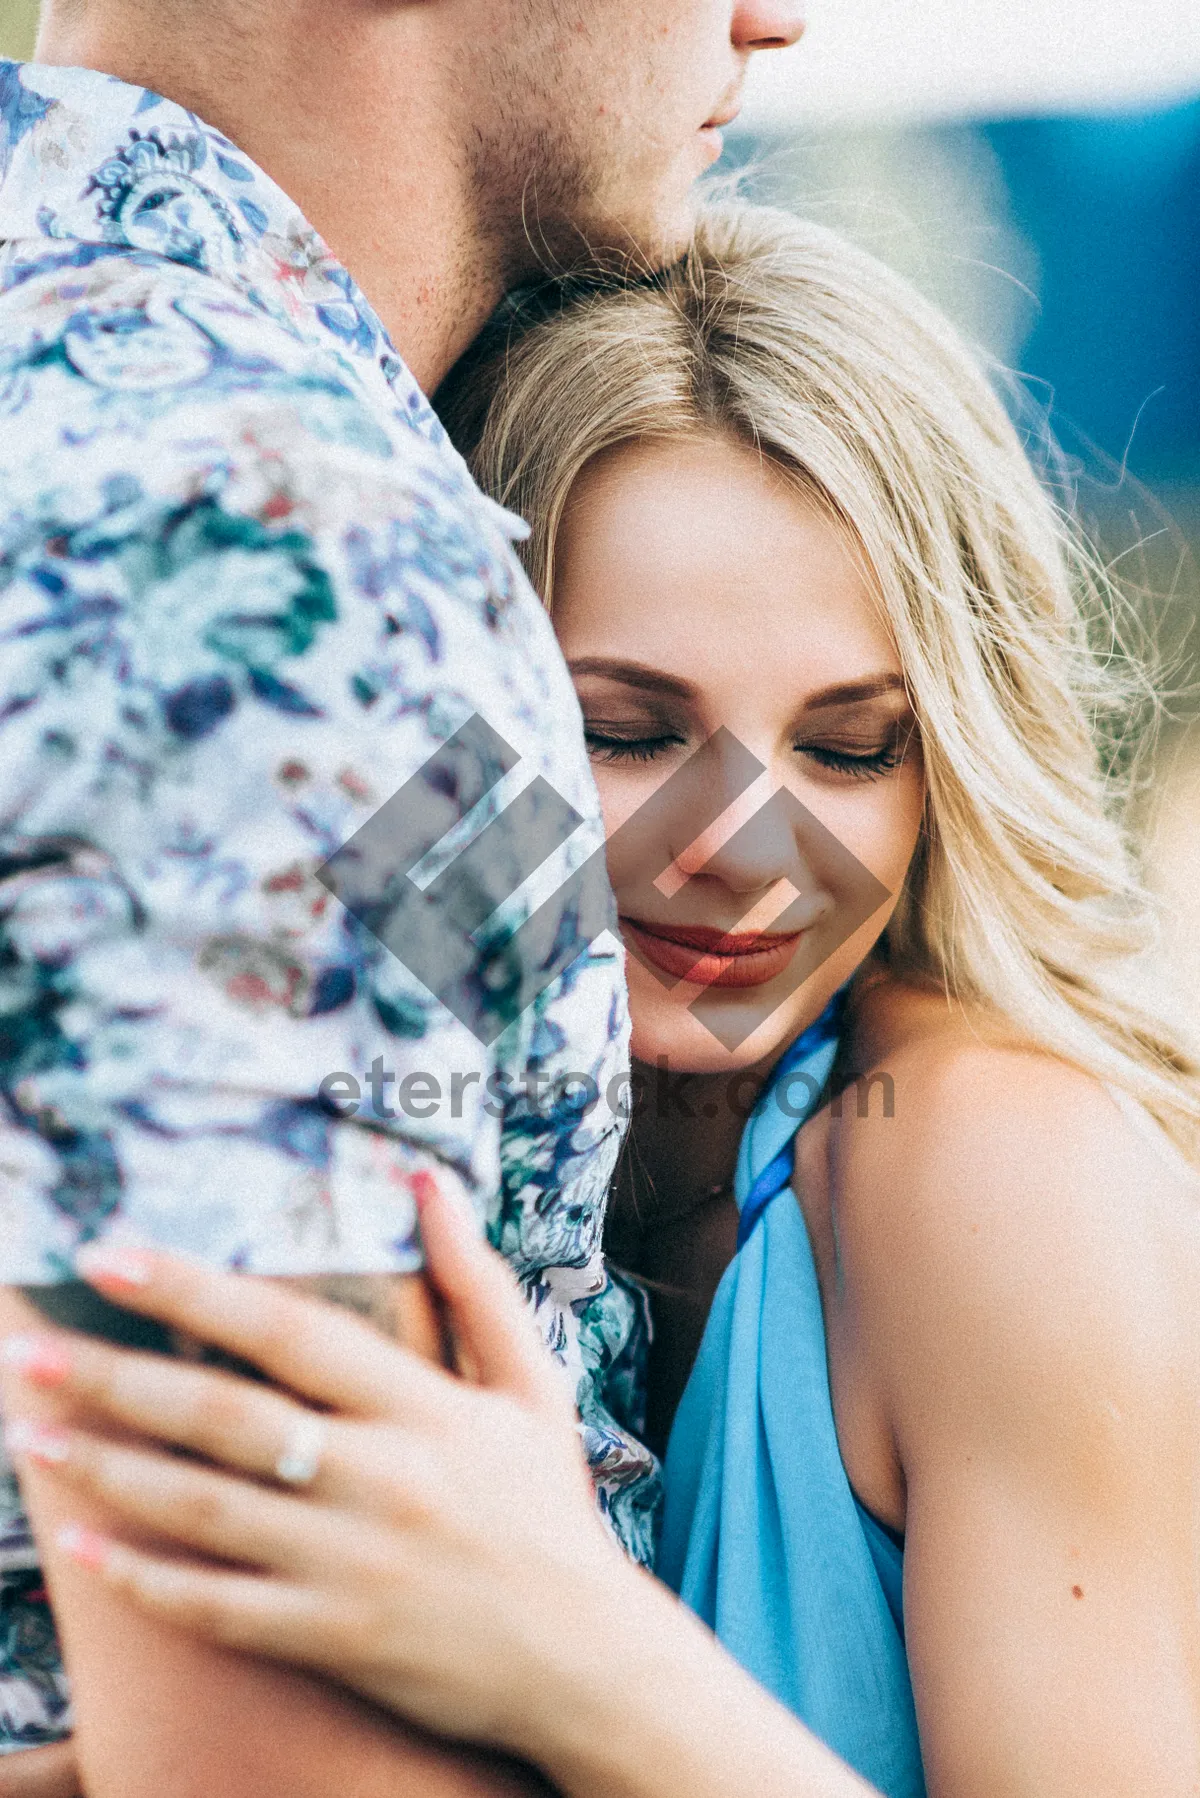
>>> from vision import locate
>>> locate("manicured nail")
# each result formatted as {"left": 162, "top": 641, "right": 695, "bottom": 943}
{"left": 0, "top": 1335, "right": 73, "bottom": 1386}
{"left": 5, "top": 1420, "right": 71, "bottom": 1466}
{"left": 56, "top": 1523, "right": 112, "bottom": 1573}
{"left": 412, "top": 1169, "right": 476, "bottom": 1228}
{"left": 75, "top": 1243, "right": 154, "bottom": 1290}
{"left": 410, "top": 1169, "right": 439, "bottom": 1212}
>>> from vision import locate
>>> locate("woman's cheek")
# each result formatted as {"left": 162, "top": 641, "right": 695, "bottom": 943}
{"left": 591, "top": 767, "right": 629, "bottom": 845}
{"left": 593, "top": 765, "right": 675, "bottom": 879}
{"left": 886, "top": 759, "right": 927, "bottom": 882}
{"left": 814, "top": 773, "right": 924, "bottom": 901}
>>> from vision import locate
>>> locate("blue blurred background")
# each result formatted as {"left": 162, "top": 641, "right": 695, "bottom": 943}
{"left": 3, "top": 0, "right": 1199, "bottom": 994}
{"left": 727, "top": 0, "right": 1200, "bottom": 485}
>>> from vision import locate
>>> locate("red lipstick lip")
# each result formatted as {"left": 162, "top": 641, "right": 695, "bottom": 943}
{"left": 626, "top": 921, "right": 799, "bottom": 954}
{"left": 621, "top": 918, "right": 804, "bottom": 990}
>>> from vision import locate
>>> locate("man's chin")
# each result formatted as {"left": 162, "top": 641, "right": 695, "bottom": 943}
{"left": 557, "top": 191, "right": 699, "bottom": 282}
{"left": 539, "top": 159, "right": 698, "bottom": 276}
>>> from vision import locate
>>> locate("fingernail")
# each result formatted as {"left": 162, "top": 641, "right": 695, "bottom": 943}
{"left": 56, "top": 1523, "right": 111, "bottom": 1573}
{"left": 410, "top": 1170, "right": 439, "bottom": 1212}
{"left": 0, "top": 1335, "right": 72, "bottom": 1386}
{"left": 5, "top": 1420, "right": 71, "bottom": 1466}
{"left": 411, "top": 1170, "right": 477, "bottom": 1227}
{"left": 75, "top": 1243, "right": 153, "bottom": 1290}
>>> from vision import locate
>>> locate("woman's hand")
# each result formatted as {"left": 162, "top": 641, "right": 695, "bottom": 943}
{"left": 0, "top": 1184, "right": 632, "bottom": 1765}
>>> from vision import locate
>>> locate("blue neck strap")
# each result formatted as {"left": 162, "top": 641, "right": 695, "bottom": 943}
{"left": 734, "top": 991, "right": 845, "bottom": 1252}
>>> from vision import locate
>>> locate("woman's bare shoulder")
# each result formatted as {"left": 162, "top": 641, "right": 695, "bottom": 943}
{"left": 821, "top": 973, "right": 1200, "bottom": 1394}
{"left": 838, "top": 970, "right": 1196, "bottom": 1193}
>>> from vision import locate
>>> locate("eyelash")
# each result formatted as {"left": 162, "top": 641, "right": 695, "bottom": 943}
{"left": 802, "top": 743, "right": 905, "bottom": 780}
{"left": 584, "top": 729, "right": 905, "bottom": 780}
{"left": 584, "top": 729, "right": 684, "bottom": 765}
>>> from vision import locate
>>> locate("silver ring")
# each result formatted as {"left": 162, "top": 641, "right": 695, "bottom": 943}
{"left": 274, "top": 1414, "right": 327, "bottom": 1489}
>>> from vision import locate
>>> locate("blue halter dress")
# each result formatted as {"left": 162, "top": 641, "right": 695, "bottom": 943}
{"left": 656, "top": 1000, "right": 927, "bottom": 1798}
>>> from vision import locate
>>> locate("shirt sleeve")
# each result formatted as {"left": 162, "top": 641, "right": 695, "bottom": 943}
{"left": 0, "top": 396, "right": 626, "bottom": 1283}
{"left": 0, "top": 1569, "right": 72, "bottom": 1752}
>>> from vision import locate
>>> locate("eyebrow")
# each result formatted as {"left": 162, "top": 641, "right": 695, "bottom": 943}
{"left": 566, "top": 658, "right": 696, "bottom": 699}
{"left": 566, "top": 659, "right": 908, "bottom": 710}
{"left": 803, "top": 674, "right": 909, "bottom": 710}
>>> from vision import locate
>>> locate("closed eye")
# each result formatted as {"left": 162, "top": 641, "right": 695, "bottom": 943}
{"left": 798, "top": 734, "right": 913, "bottom": 780}
{"left": 805, "top": 740, "right": 899, "bottom": 776}
{"left": 583, "top": 727, "right": 686, "bottom": 765}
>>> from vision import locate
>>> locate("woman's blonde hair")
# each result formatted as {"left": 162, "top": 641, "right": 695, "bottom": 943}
{"left": 440, "top": 204, "right": 1200, "bottom": 1153}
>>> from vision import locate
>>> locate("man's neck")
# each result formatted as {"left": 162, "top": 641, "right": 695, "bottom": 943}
{"left": 35, "top": 5, "right": 506, "bottom": 391}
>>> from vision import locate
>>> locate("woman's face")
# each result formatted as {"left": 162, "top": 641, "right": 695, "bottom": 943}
{"left": 552, "top": 434, "right": 925, "bottom": 1075}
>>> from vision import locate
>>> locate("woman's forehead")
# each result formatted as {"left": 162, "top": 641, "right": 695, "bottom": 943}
{"left": 553, "top": 436, "right": 901, "bottom": 696}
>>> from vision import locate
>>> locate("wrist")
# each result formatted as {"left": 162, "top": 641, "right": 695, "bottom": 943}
{"left": 512, "top": 1563, "right": 716, "bottom": 1797}
{"left": 511, "top": 1566, "right": 870, "bottom": 1798}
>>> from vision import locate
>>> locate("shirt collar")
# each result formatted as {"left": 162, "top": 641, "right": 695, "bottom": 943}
{"left": 0, "top": 58, "right": 442, "bottom": 441}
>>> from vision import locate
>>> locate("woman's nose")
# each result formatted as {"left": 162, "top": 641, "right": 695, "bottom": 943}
{"left": 732, "top": 2, "right": 808, "bottom": 51}
{"left": 667, "top": 772, "right": 808, "bottom": 898}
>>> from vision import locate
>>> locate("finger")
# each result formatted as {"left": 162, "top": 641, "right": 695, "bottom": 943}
{"left": 8, "top": 1422, "right": 356, "bottom": 1573}
{"left": 55, "top": 1522, "right": 354, "bottom": 1666}
{"left": 2, "top": 1335, "right": 345, "bottom": 1493}
{"left": 415, "top": 1179, "right": 568, "bottom": 1414}
{"left": 68, "top": 1244, "right": 459, "bottom": 1424}
{"left": 0, "top": 1737, "right": 82, "bottom": 1798}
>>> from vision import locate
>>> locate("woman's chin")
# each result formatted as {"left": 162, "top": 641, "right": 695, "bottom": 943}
{"left": 629, "top": 1029, "right": 771, "bottom": 1079}
{"left": 625, "top": 959, "right": 854, "bottom": 1082}
{"left": 628, "top": 999, "right": 804, "bottom": 1079}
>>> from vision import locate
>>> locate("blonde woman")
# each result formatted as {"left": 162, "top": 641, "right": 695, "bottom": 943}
{"left": 5, "top": 207, "right": 1200, "bottom": 1798}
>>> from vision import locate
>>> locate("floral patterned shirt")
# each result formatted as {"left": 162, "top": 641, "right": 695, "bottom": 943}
{"left": 0, "top": 59, "right": 659, "bottom": 1750}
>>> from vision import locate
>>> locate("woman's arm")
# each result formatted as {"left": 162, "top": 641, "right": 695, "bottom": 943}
{"left": 830, "top": 1040, "right": 1200, "bottom": 1798}
{"left": 12, "top": 1065, "right": 1200, "bottom": 1797}
{"left": 0, "top": 1278, "right": 550, "bottom": 1798}
{"left": 509, "top": 1573, "right": 881, "bottom": 1798}
{"left": 0, "top": 1193, "right": 878, "bottom": 1798}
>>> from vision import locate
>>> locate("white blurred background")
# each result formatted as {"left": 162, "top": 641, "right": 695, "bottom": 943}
{"left": 3, "top": 0, "right": 1199, "bottom": 1013}
{"left": 741, "top": 0, "right": 1200, "bottom": 128}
